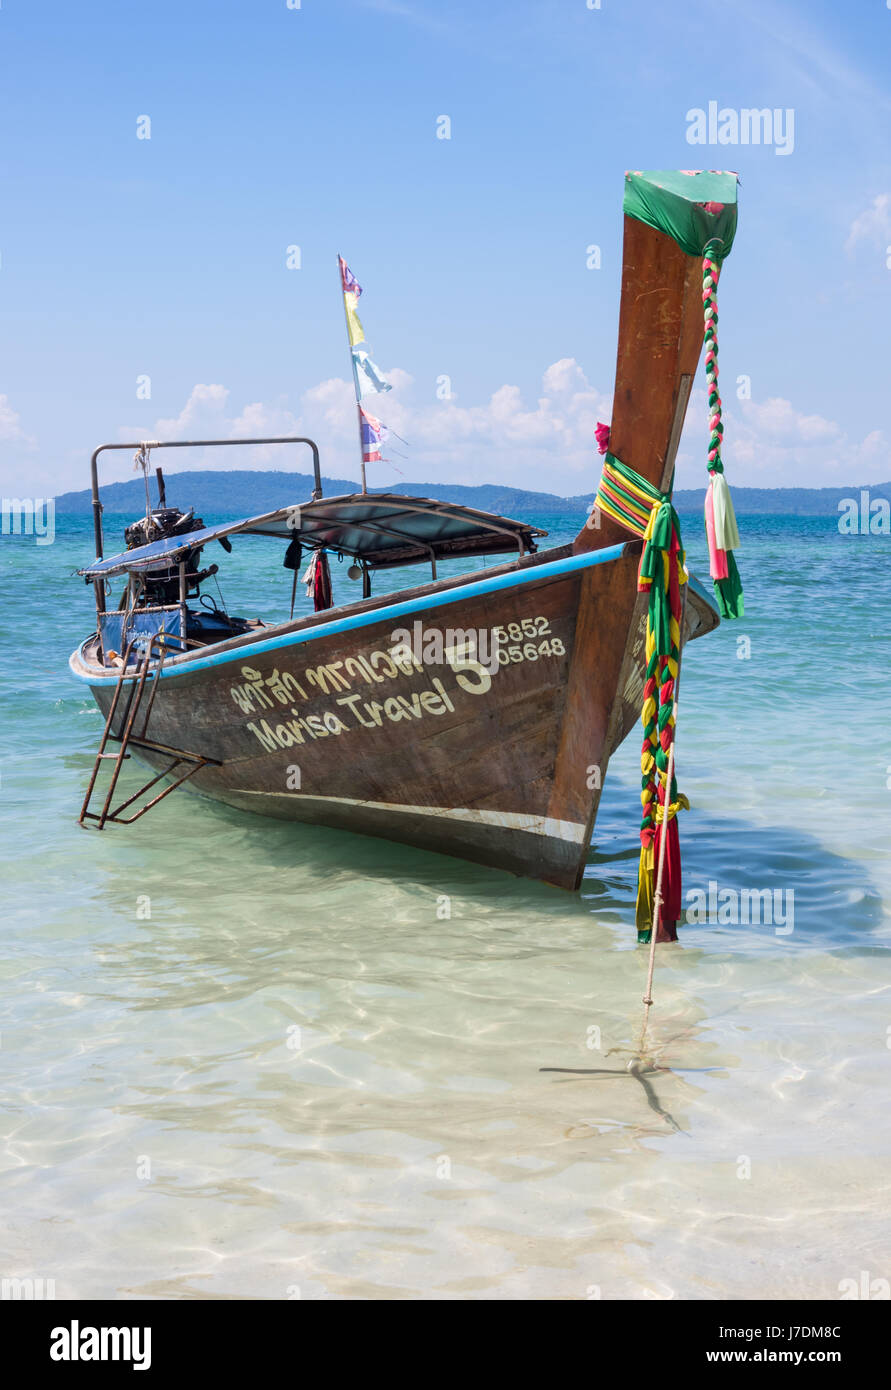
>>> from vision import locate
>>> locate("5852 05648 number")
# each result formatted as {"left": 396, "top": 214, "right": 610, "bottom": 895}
{"left": 492, "top": 617, "right": 565, "bottom": 666}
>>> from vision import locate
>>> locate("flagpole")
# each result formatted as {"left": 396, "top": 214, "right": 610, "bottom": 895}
{"left": 338, "top": 254, "right": 368, "bottom": 493}
{"left": 356, "top": 403, "right": 367, "bottom": 494}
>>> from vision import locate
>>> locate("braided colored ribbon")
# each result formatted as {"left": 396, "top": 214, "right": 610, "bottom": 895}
{"left": 594, "top": 448, "right": 688, "bottom": 942}
{"left": 636, "top": 499, "right": 689, "bottom": 943}
{"left": 702, "top": 246, "right": 744, "bottom": 618}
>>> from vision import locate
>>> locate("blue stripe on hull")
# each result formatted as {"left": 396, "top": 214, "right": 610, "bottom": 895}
{"left": 69, "top": 543, "right": 631, "bottom": 687}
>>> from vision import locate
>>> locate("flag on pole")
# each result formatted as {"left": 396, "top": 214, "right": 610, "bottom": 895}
{"left": 359, "top": 406, "right": 389, "bottom": 463}
{"left": 343, "top": 292, "right": 365, "bottom": 347}
{"left": 352, "top": 348, "right": 392, "bottom": 399}
{"left": 339, "top": 256, "right": 394, "bottom": 485}
{"left": 338, "top": 256, "right": 362, "bottom": 299}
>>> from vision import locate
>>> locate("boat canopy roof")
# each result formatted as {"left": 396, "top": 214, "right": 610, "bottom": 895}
{"left": 78, "top": 492, "right": 547, "bottom": 579}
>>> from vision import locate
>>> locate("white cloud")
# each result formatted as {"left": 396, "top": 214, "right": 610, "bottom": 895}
{"left": 0, "top": 395, "right": 39, "bottom": 491}
{"left": 227, "top": 358, "right": 612, "bottom": 490}
{"left": 0, "top": 394, "right": 35, "bottom": 446}
{"left": 229, "top": 400, "right": 302, "bottom": 459}
{"left": 737, "top": 395, "right": 841, "bottom": 446}
{"left": 845, "top": 194, "right": 891, "bottom": 255}
{"left": 118, "top": 366, "right": 890, "bottom": 498}
{"left": 118, "top": 385, "right": 300, "bottom": 469}
{"left": 674, "top": 389, "right": 888, "bottom": 490}
{"left": 149, "top": 383, "right": 230, "bottom": 439}
{"left": 332, "top": 358, "right": 613, "bottom": 488}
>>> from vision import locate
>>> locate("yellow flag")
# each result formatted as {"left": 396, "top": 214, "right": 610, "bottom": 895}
{"left": 344, "top": 291, "right": 365, "bottom": 347}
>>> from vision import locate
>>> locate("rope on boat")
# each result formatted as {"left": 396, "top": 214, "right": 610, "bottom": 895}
{"left": 635, "top": 506, "right": 689, "bottom": 942}
{"left": 702, "top": 253, "right": 723, "bottom": 472}
{"left": 592, "top": 447, "right": 688, "bottom": 945}
{"left": 701, "top": 248, "right": 744, "bottom": 619}
{"left": 133, "top": 441, "right": 154, "bottom": 521}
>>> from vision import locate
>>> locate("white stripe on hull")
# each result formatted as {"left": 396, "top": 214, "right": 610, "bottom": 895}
{"left": 238, "top": 790, "right": 587, "bottom": 844}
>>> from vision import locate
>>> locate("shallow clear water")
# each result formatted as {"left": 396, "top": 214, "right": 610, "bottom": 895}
{"left": 1, "top": 508, "right": 889, "bottom": 1300}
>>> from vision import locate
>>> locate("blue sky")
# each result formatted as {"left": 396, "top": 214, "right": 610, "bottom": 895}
{"left": 1, "top": 0, "right": 890, "bottom": 498}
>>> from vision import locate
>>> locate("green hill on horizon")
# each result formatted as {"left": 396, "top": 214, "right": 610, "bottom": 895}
{"left": 52, "top": 469, "right": 891, "bottom": 521}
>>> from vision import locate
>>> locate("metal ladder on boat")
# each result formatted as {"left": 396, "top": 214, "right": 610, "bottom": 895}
{"left": 79, "top": 633, "right": 221, "bottom": 828}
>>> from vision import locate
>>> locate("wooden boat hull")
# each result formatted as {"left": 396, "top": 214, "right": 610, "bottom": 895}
{"left": 71, "top": 543, "right": 718, "bottom": 890}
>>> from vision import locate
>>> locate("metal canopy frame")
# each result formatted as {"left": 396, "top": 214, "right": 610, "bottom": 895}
{"left": 89, "top": 435, "right": 323, "bottom": 618}
{"left": 296, "top": 497, "right": 537, "bottom": 568}
{"left": 84, "top": 438, "right": 547, "bottom": 639}
{"left": 82, "top": 493, "right": 545, "bottom": 582}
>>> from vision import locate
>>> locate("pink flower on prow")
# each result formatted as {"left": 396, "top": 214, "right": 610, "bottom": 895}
{"left": 704, "top": 201, "right": 725, "bottom": 214}
{"left": 595, "top": 421, "right": 611, "bottom": 455}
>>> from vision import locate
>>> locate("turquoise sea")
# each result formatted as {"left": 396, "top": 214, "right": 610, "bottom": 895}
{"left": 1, "top": 505, "right": 889, "bottom": 1300}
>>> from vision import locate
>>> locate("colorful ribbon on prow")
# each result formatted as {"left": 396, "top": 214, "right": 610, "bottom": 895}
{"left": 593, "top": 443, "right": 689, "bottom": 942}
{"left": 702, "top": 245, "right": 743, "bottom": 618}
{"left": 636, "top": 495, "right": 689, "bottom": 942}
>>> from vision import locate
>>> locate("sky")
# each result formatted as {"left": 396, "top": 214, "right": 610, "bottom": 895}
{"left": 1, "top": 0, "right": 890, "bottom": 500}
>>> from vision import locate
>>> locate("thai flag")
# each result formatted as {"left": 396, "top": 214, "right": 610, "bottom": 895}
{"left": 360, "top": 406, "right": 388, "bottom": 463}
{"left": 339, "top": 256, "right": 362, "bottom": 299}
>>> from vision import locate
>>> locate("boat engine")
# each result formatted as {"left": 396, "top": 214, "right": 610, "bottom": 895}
{"left": 125, "top": 506, "right": 220, "bottom": 605}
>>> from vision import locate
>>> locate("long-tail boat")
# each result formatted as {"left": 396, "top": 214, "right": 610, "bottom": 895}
{"left": 70, "top": 171, "right": 742, "bottom": 928}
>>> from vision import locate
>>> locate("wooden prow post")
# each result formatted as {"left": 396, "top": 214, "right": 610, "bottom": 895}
{"left": 574, "top": 214, "right": 705, "bottom": 554}
{"left": 547, "top": 213, "right": 707, "bottom": 890}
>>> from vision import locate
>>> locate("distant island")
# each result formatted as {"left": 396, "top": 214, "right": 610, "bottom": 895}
{"left": 53, "top": 470, "right": 891, "bottom": 520}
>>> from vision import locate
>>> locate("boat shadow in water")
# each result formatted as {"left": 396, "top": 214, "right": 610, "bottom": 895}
{"left": 73, "top": 751, "right": 887, "bottom": 950}
{"left": 196, "top": 777, "right": 885, "bottom": 947}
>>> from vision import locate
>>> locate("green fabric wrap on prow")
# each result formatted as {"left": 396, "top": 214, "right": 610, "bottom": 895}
{"left": 713, "top": 550, "right": 744, "bottom": 619}
{"left": 624, "top": 170, "right": 739, "bottom": 263}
